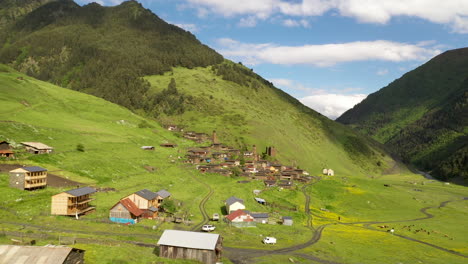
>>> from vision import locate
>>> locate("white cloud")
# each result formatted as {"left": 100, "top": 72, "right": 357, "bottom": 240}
{"left": 377, "top": 69, "right": 389, "bottom": 75}
{"left": 173, "top": 23, "right": 199, "bottom": 32}
{"left": 215, "top": 38, "right": 441, "bottom": 66}
{"left": 300, "top": 93, "right": 367, "bottom": 119}
{"left": 282, "top": 19, "right": 310, "bottom": 28}
{"left": 184, "top": 0, "right": 468, "bottom": 33}
{"left": 238, "top": 16, "right": 258, "bottom": 27}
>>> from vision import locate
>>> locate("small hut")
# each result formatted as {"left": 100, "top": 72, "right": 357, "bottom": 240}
{"left": 282, "top": 216, "right": 293, "bottom": 226}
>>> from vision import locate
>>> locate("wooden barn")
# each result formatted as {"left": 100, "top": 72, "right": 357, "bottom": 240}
{"left": 124, "top": 189, "right": 159, "bottom": 210}
{"left": 109, "top": 198, "right": 144, "bottom": 224}
{"left": 9, "top": 166, "right": 47, "bottom": 190}
{"left": 21, "top": 142, "right": 54, "bottom": 154}
{"left": 51, "top": 187, "right": 96, "bottom": 216}
{"left": 157, "top": 230, "right": 222, "bottom": 264}
{"left": 0, "top": 245, "right": 85, "bottom": 264}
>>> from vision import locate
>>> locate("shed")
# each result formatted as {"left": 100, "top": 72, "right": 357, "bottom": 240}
{"left": 251, "top": 213, "right": 269, "bottom": 224}
{"left": 109, "top": 198, "right": 144, "bottom": 224}
{"left": 0, "top": 149, "right": 14, "bottom": 158}
{"left": 156, "top": 189, "right": 171, "bottom": 200}
{"left": 254, "top": 197, "right": 266, "bottom": 205}
{"left": 51, "top": 187, "right": 96, "bottom": 216}
{"left": 0, "top": 245, "right": 85, "bottom": 264}
{"left": 21, "top": 142, "right": 53, "bottom": 154}
{"left": 0, "top": 140, "right": 11, "bottom": 150}
{"left": 141, "top": 146, "right": 155, "bottom": 150}
{"left": 225, "top": 209, "right": 256, "bottom": 227}
{"left": 157, "top": 230, "right": 222, "bottom": 264}
{"left": 9, "top": 166, "right": 47, "bottom": 190}
{"left": 283, "top": 216, "right": 293, "bottom": 226}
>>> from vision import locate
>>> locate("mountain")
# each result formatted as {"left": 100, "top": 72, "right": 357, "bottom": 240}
{"left": 0, "top": 0, "right": 56, "bottom": 28}
{"left": 337, "top": 48, "right": 468, "bottom": 181}
{"left": 0, "top": 0, "right": 397, "bottom": 175}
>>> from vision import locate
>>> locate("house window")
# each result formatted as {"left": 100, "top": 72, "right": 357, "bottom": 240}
{"left": 16, "top": 174, "right": 20, "bottom": 177}
{"left": 15, "top": 182, "right": 19, "bottom": 185}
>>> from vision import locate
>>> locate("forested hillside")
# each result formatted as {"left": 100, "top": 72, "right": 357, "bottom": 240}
{"left": 338, "top": 48, "right": 468, "bottom": 181}
{"left": 0, "top": 0, "right": 223, "bottom": 111}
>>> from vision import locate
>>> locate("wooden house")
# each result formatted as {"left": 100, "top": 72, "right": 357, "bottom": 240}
{"left": 9, "top": 166, "right": 47, "bottom": 190}
{"left": 0, "top": 141, "right": 14, "bottom": 158}
{"left": 0, "top": 245, "right": 85, "bottom": 264}
{"left": 278, "top": 180, "right": 293, "bottom": 189}
{"left": 225, "top": 209, "right": 255, "bottom": 227}
{"left": 0, "top": 140, "right": 11, "bottom": 150}
{"left": 283, "top": 216, "right": 293, "bottom": 226}
{"left": 109, "top": 198, "right": 144, "bottom": 224}
{"left": 264, "top": 180, "right": 277, "bottom": 187}
{"left": 157, "top": 230, "right": 222, "bottom": 264}
{"left": 211, "top": 152, "right": 228, "bottom": 159}
{"left": 124, "top": 189, "right": 159, "bottom": 210}
{"left": 225, "top": 196, "right": 245, "bottom": 213}
{"left": 51, "top": 187, "right": 96, "bottom": 216}
{"left": 156, "top": 189, "right": 171, "bottom": 203}
{"left": 188, "top": 148, "right": 210, "bottom": 157}
{"left": 21, "top": 142, "right": 53, "bottom": 154}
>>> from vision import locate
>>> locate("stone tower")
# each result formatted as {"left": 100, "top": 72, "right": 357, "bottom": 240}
{"left": 212, "top": 130, "right": 219, "bottom": 144}
{"left": 252, "top": 145, "right": 258, "bottom": 161}
{"left": 266, "top": 146, "right": 277, "bottom": 157}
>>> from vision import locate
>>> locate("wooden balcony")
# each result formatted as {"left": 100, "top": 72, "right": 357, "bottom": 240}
{"left": 67, "top": 206, "right": 96, "bottom": 216}
{"left": 25, "top": 175, "right": 47, "bottom": 180}
{"left": 24, "top": 182, "right": 47, "bottom": 188}
{"left": 68, "top": 198, "right": 95, "bottom": 205}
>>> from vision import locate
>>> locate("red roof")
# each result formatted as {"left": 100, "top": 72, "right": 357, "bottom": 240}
{"left": 0, "top": 150, "right": 14, "bottom": 154}
{"left": 225, "top": 209, "right": 252, "bottom": 222}
{"left": 118, "top": 198, "right": 143, "bottom": 217}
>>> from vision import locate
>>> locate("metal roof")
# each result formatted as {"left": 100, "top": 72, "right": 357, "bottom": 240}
{"left": 226, "top": 196, "right": 244, "bottom": 206}
{"left": 118, "top": 198, "right": 143, "bottom": 217}
{"left": 135, "top": 189, "right": 158, "bottom": 200}
{"left": 157, "top": 230, "right": 220, "bottom": 250}
{"left": 156, "top": 189, "right": 171, "bottom": 199}
{"left": 23, "top": 166, "right": 47, "bottom": 172}
{"left": 254, "top": 197, "right": 266, "bottom": 203}
{"left": 251, "top": 213, "right": 269, "bottom": 218}
{"left": 283, "top": 216, "right": 293, "bottom": 220}
{"left": 21, "top": 142, "right": 53, "bottom": 150}
{"left": 0, "top": 245, "right": 82, "bottom": 264}
{"left": 65, "top": 187, "right": 96, "bottom": 197}
{"left": 148, "top": 206, "right": 159, "bottom": 212}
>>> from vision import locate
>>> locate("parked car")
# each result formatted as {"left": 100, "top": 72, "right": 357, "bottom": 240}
{"left": 202, "top": 224, "right": 216, "bottom": 232}
{"left": 263, "top": 237, "right": 277, "bottom": 244}
{"left": 212, "top": 213, "right": 219, "bottom": 221}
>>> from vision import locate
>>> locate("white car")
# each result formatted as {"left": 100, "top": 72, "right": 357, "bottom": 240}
{"left": 263, "top": 237, "right": 277, "bottom": 244}
{"left": 202, "top": 224, "right": 216, "bottom": 232}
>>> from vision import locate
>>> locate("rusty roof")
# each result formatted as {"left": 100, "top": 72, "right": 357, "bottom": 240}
{"left": 225, "top": 209, "right": 252, "bottom": 221}
{"left": 119, "top": 198, "right": 143, "bottom": 216}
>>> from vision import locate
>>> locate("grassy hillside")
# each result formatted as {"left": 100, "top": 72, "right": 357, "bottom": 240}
{"left": 337, "top": 48, "right": 468, "bottom": 181}
{"left": 0, "top": 66, "right": 467, "bottom": 264}
{"left": 145, "top": 62, "right": 393, "bottom": 176}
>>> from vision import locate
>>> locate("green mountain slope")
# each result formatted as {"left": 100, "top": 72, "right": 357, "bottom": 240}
{"left": 337, "top": 48, "right": 468, "bottom": 180}
{"left": 0, "top": 0, "right": 395, "bottom": 175}
{"left": 145, "top": 63, "right": 394, "bottom": 176}
{"left": 0, "top": 67, "right": 467, "bottom": 264}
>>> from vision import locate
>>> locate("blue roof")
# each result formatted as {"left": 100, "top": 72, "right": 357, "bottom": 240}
{"left": 65, "top": 187, "right": 96, "bottom": 197}
{"left": 23, "top": 166, "right": 47, "bottom": 172}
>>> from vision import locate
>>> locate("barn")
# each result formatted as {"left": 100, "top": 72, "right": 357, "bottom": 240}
{"left": 157, "top": 230, "right": 222, "bottom": 264}
{"left": 109, "top": 198, "right": 143, "bottom": 224}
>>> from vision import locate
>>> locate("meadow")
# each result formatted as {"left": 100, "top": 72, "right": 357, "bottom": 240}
{"left": 0, "top": 66, "right": 466, "bottom": 263}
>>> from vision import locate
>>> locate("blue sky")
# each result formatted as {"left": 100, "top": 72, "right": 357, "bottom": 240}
{"left": 77, "top": 0, "right": 468, "bottom": 119}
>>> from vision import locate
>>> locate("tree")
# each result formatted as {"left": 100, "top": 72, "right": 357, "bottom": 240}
{"left": 76, "top": 144, "right": 85, "bottom": 152}
{"left": 161, "top": 199, "right": 177, "bottom": 215}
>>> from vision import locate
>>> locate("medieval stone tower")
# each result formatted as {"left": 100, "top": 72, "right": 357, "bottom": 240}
{"left": 266, "top": 146, "right": 277, "bottom": 157}
{"left": 212, "top": 130, "right": 219, "bottom": 144}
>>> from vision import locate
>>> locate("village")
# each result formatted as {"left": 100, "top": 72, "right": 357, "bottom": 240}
{"left": 0, "top": 130, "right": 338, "bottom": 264}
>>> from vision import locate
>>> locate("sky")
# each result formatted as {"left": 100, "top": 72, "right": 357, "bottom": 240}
{"left": 77, "top": 0, "right": 468, "bottom": 119}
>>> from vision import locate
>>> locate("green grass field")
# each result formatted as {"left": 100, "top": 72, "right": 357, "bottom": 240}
{"left": 0, "top": 65, "right": 467, "bottom": 264}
